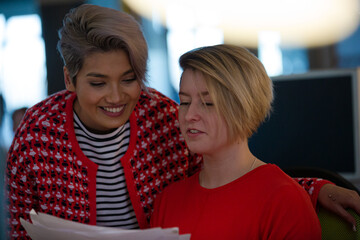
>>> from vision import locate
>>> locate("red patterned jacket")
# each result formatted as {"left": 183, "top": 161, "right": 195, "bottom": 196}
{"left": 5, "top": 88, "right": 328, "bottom": 239}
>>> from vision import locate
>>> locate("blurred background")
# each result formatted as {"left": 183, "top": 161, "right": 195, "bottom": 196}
{"left": 0, "top": 0, "right": 360, "bottom": 148}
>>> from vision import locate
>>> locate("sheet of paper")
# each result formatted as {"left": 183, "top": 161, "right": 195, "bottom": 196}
{"left": 20, "top": 209, "right": 190, "bottom": 240}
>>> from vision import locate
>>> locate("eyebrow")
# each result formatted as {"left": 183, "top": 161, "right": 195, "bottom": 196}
{"left": 86, "top": 69, "right": 134, "bottom": 78}
{"left": 179, "top": 91, "right": 210, "bottom": 97}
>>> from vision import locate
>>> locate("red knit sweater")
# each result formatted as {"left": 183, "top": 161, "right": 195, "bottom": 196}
{"left": 5, "top": 88, "right": 328, "bottom": 239}
{"left": 151, "top": 165, "right": 322, "bottom": 240}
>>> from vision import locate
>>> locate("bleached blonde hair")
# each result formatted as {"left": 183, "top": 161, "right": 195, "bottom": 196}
{"left": 57, "top": 4, "right": 148, "bottom": 89}
{"left": 179, "top": 44, "right": 273, "bottom": 141}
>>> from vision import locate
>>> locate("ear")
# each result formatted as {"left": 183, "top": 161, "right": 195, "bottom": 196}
{"left": 64, "top": 66, "right": 75, "bottom": 92}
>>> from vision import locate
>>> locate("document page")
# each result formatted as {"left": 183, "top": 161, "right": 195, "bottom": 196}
{"left": 20, "top": 209, "right": 190, "bottom": 240}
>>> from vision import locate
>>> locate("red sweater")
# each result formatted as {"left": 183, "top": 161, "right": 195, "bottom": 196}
{"left": 151, "top": 164, "right": 322, "bottom": 240}
{"left": 5, "top": 89, "right": 328, "bottom": 239}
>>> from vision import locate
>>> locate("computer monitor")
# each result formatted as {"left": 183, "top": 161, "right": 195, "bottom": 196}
{"left": 249, "top": 68, "right": 360, "bottom": 185}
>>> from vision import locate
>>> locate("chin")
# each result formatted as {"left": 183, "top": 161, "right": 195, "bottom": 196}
{"left": 187, "top": 146, "right": 207, "bottom": 155}
{"left": 107, "top": 119, "right": 127, "bottom": 128}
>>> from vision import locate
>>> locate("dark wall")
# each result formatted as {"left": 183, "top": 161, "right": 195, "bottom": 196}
{"left": 39, "top": 1, "right": 84, "bottom": 95}
{"left": 307, "top": 45, "right": 338, "bottom": 70}
{"left": 0, "top": 0, "right": 37, "bottom": 18}
{"left": 0, "top": 0, "right": 84, "bottom": 95}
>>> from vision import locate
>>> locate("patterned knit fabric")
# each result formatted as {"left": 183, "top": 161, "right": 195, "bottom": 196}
{"left": 6, "top": 89, "right": 202, "bottom": 239}
{"left": 5, "top": 88, "right": 328, "bottom": 239}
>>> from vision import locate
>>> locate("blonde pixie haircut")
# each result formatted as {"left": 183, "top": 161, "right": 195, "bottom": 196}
{"left": 57, "top": 4, "right": 148, "bottom": 89}
{"left": 179, "top": 44, "right": 273, "bottom": 141}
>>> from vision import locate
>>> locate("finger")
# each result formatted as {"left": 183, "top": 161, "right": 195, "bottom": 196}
{"left": 343, "top": 192, "right": 360, "bottom": 215}
{"left": 334, "top": 205, "right": 357, "bottom": 230}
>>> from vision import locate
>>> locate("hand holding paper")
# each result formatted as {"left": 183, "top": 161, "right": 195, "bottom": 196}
{"left": 20, "top": 209, "right": 190, "bottom": 240}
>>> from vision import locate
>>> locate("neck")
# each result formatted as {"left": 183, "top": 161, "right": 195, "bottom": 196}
{"left": 199, "top": 140, "right": 258, "bottom": 189}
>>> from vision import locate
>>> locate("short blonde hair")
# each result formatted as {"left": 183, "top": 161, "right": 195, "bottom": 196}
{"left": 57, "top": 4, "right": 148, "bottom": 89}
{"left": 179, "top": 44, "right": 273, "bottom": 141}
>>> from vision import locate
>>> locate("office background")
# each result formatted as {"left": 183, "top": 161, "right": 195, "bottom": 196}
{"left": 0, "top": 0, "right": 359, "bottom": 158}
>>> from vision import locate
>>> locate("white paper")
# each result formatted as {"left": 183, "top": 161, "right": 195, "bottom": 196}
{"left": 20, "top": 209, "right": 190, "bottom": 240}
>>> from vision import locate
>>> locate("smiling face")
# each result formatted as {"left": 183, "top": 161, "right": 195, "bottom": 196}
{"left": 178, "top": 69, "right": 229, "bottom": 156}
{"left": 64, "top": 50, "right": 141, "bottom": 133}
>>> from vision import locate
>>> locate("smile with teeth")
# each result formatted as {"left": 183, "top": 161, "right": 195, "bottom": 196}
{"left": 102, "top": 106, "right": 124, "bottom": 113}
{"left": 189, "top": 129, "right": 200, "bottom": 133}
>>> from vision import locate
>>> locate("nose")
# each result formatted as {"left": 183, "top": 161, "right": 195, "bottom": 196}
{"left": 184, "top": 102, "right": 201, "bottom": 122}
{"left": 106, "top": 86, "right": 122, "bottom": 103}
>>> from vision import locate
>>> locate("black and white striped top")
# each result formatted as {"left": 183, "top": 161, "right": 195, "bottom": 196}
{"left": 73, "top": 112, "right": 139, "bottom": 229}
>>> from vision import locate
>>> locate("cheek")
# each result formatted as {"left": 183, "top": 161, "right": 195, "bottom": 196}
{"left": 218, "top": 122, "right": 230, "bottom": 140}
{"left": 76, "top": 89, "right": 95, "bottom": 105}
{"left": 178, "top": 108, "right": 185, "bottom": 122}
{"left": 178, "top": 110, "right": 186, "bottom": 133}
{"left": 128, "top": 84, "right": 142, "bottom": 100}
{"left": 210, "top": 115, "right": 227, "bottom": 134}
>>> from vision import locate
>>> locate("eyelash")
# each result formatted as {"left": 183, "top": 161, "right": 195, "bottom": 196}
{"left": 123, "top": 78, "right": 137, "bottom": 83}
{"left": 180, "top": 102, "right": 213, "bottom": 106}
{"left": 90, "top": 82, "right": 104, "bottom": 87}
{"left": 89, "top": 78, "right": 136, "bottom": 87}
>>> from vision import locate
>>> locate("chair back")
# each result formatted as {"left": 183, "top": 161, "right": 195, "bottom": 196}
{"left": 283, "top": 167, "right": 360, "bottom": 194}
{"left": 283, "top": 167, "right": 360, "bottom": 239}
{"left": 318, "top": 207, "right": 360, "bottom": 240}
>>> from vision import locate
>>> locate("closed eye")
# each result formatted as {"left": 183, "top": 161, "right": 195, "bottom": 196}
{"left": 123, "top": 78, "right": 137, "bottom": 83}
{"left": 90, "top": 82, "right": 105, "bottom": 87}
{"left": 180, "top": 102, "right": 190, "bottom": 106}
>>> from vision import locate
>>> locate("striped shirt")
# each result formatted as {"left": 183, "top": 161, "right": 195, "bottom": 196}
{"left": 73, "top": 112, "right": 139, "bottom": 229}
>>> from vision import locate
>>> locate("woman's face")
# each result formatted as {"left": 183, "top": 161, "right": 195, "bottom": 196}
{"left": 65, "top": 50, "right": 141, "bottom": 133}
{"left": 178, "top": 69, "right": 229, "bottom": 156}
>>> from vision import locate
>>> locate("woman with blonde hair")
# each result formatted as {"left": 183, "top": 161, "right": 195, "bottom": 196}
{"left": 152, "top": 44, "right": 322, "bottom": 239}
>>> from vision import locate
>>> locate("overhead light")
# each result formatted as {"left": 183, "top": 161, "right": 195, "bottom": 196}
{"left": 123, "top": 0, "right": 360, "bottom": 48}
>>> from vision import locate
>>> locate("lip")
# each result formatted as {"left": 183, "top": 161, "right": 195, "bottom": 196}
{"left": 100, "top": 105, "right": 126, "bottom": 117}
{"left": 186, "top": 128, "right": 204, "bottom": 138}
